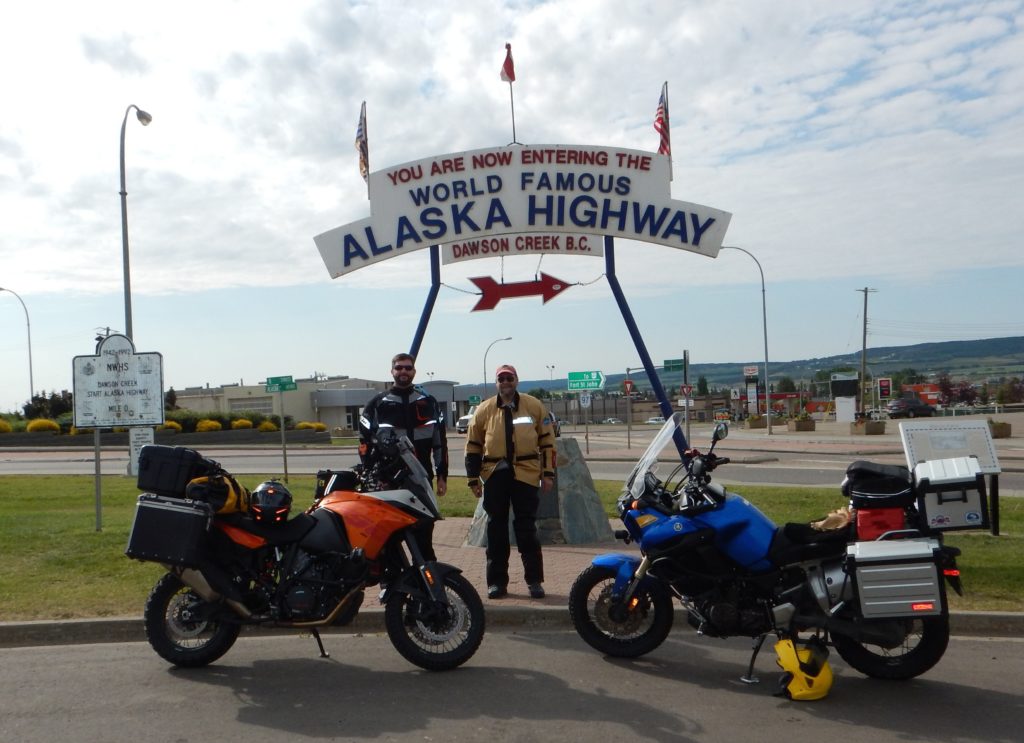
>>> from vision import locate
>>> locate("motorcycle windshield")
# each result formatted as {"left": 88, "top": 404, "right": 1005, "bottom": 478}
{"left": 394, "top": 432, "right": 442, "bottom": 519}
{"left": 626, "top": 413, "right": 685, "bottom": 501}
{"left": 373, "top": 425, "right": 442, "bottom": 519}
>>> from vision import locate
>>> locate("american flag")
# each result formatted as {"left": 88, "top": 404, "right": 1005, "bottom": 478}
{"left": 355, "top": 101, "right": 369, "bottom": 182}
{"left": 654, "top": 82, "right": 670, "bottom": 156}
{"left": 500, "top": 43, "right": 515, "bottom": 83}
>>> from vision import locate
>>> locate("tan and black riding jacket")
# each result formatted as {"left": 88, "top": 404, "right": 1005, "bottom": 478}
{"left": 464, "top": 392, "right": 556, "bottom": 487}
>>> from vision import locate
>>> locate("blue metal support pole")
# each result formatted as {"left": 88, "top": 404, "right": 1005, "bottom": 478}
{"left": 604, "top": 236, "right": 689, "bottom": 456}
{"left": 409, "top": 245, "right": 441, "bottom": 359}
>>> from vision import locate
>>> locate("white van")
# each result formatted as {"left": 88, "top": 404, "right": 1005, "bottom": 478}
{"left": 456, "top": 406, "right": 477, "bottom": 434}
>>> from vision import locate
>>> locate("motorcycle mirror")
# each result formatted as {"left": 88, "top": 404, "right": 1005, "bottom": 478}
{"left": 712, "top": 421, "right": 729, "bottom": 444}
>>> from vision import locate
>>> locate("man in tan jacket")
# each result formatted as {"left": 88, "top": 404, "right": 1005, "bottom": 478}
{"left": 465, "top": 364, "right": 556, "bottom": 599}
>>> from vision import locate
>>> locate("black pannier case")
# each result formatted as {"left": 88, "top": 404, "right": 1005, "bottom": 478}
{"left": 136, "top": 445, "right": 219, "bottom": 498}
{"left": 841, "top": 460, "right": 915, "bottom": 509}
{"left": 125, "top": 494, "right": 212, "bottom": 567}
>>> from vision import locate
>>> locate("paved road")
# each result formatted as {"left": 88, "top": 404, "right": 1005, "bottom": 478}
{"left": 3, "top": 435, "right": 1021, "bottom": 492}
{"left": 2, "top": 631, "right": 1022, "bottom": 742}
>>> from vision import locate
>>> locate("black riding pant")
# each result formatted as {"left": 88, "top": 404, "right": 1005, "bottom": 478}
{"left": 482, "top": 468, "right": 544, "bottom": 587}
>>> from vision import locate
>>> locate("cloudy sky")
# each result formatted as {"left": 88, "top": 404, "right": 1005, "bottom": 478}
{"left": 2, "top": 0, "right": 1022, "bottom": 413}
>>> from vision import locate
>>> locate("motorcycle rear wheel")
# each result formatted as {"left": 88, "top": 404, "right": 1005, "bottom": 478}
{"left": 569, "top": 564, "right": 674, "bottom": 657}
{"left": 384, "top": 572, "right": 485, "bottom": 671}
{"left": 144, "top": 573, "right": 241, "bottom": 668}
{"left": 832, "top": 614, "right": 949, "bottom": 680}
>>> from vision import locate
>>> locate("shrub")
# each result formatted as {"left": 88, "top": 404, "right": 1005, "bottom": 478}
{"left": 27, "top": 418, "right": 60, "bottom": 433}
{"left": 0, "top": 419, "right": 12, "bottom": 434}
{"left": 297, "top": 421, "right": 326, "bottom": 431}
{"left": 231, "top": 418, "right": 254, "bottom": 430}
{"left": 157, "top": 420, "right": 182, "bottom": 432}
{"left": 69, "top": 426, "right": 94, "bottom": 436}
{"left": 196, "top": 419, "right": 223, "bottom": 433}
{"left": 311, "top": 422, "right": 327, "bottom": 432}
{"left": 257, "top": 420, "right": 278, "bottom": 432}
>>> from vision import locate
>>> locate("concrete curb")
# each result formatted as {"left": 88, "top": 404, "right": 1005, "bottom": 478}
{"left": 2, "top": 608, "right": 1020, "bottom": 649}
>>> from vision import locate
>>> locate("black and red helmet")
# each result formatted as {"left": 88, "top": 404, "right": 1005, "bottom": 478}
{"left": 250, "top": 481, "right": 293, "bottom": 524}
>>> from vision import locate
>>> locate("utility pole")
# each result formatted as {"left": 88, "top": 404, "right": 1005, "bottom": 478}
{"left": 857, "top": 287, "right": 876, "bottom": 415}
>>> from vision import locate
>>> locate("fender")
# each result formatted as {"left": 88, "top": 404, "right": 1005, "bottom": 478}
{"left": 592, "top": 553, "right": 658, "bottom": 598}
{"left": 389, "top": 560, "right": 462, "bottom": 603}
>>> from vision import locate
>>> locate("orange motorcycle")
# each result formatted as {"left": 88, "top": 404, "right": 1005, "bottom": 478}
{"left": 127, "top": 429, "right": 485, "bottom": 671}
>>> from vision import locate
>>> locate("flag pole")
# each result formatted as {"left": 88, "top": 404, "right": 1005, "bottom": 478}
{"left": 501, "top": 43, "right": 518, "bottom": 145}
{"left": 508, "top": 82, "right": 517, "bottom": 144}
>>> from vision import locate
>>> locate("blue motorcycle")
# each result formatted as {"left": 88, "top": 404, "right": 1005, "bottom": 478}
{"left": 569, "top": 415, "right": 965, "bottom": 697}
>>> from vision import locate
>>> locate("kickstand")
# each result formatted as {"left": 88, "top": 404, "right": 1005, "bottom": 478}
{"left": 740, "top": 635, "right": 767, "bottom": 684}
{"left": 310, "top": 628, "right": 330, "bottom": 659}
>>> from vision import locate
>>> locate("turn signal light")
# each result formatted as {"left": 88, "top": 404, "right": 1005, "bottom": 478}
{"left": 911, "top": 602, "right": 935, "bottom": 612}
{"left": 943, "top": 568, "right": 961, "bottom": 577}
{"left": 423, "top": 568, "right": 436, "bottom": 586}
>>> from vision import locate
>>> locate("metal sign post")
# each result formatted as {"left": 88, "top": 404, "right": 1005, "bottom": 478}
{"left": 266, "top": 375, "right": 297, "bottom": 482}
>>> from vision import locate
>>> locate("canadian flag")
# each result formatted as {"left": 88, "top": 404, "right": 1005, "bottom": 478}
{"left": 500, "top": 43, "right": 515, "bottom": 83}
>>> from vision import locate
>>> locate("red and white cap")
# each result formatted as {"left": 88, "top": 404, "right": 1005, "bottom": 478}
{"left": 495, "top": 364, "right": 518, "bottom": 379}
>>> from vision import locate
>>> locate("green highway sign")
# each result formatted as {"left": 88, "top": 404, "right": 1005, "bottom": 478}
{"left": 468, "top": 395, "right": 481, "bottom": 405}
{"left": 663, "top": 358, "right": 684, "bottom": 372}
{"left": 266, "top": 381, "right": 298, "bottom": 393}
{"left": 567, "top": 370, "right": 605, "bottom": 390}
{"left": 266, "top": 375, "right": 296, "bottom": 393}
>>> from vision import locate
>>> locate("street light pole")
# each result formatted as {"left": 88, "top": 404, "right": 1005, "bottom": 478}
{"left": 483, "top": 336, "right": 512, "bottom": 397}
{"left": 722, "top": 246, "right": 772, "bottom": 435}
{"left": 0, "top": 287, "right": 34, "bottom": 406}
{"left": 546, "top": 364, "right": 555, "bottom": 380}
{"left": 120, "top": 104, "right": 152, "bottom": 341}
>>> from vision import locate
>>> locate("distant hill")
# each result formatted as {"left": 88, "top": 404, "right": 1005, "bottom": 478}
{"left": 522, "top": 336, "right": 1024, "bottom": 393}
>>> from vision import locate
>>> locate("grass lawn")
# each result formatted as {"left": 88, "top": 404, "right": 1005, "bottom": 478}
{"left": 1, "top": 474, "right": 1020, "bottom": 620}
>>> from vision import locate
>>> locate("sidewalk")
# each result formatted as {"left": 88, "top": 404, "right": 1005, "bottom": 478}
{"left": 2, "top": 515, "right": 1022, "bottom": 648}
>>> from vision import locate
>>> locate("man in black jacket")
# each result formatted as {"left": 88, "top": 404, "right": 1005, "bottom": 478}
{"left": 359, "top": 353, "right": 448, "bottom": 559}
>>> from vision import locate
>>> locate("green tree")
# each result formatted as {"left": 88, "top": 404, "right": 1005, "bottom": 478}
{"left": 696, "top": 375, "right": 709, "bottom": 396}
{"left": 776, "top": 376, "right": 797, "bottom": 393}
{"left": 164, "top": 387, "right": 178, "bottom": 411}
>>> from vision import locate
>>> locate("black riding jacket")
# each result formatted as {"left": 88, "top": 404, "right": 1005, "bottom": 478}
{"left": 359, "top": 385, "right": 448, "bottom": 480}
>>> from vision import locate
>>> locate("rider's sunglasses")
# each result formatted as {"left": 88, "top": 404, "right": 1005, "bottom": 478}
{"left": 496, "top": 374, "right": 515, "bottom": 382}
{"left": 393, "top": 364, "right": 414, "bottom": 371}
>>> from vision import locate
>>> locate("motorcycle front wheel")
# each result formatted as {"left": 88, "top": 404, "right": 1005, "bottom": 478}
{"left": 143, "top": 573, "right": 241, "bottom": 668}
{"left": 384, "top": 572, "right": 485, "bottom": 671}
{"left": 832, "top": 614, "right": 949, "bottom": 680}
{"left": 568, "top": 564, "right": 674, "bottom": 657}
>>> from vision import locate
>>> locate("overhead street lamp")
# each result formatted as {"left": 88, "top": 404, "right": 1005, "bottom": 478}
{"left": 120, "top": 104, "right": 152, "bottom": 342}
{"left": 546, "top": 364, "right": 555, "bottom": 380}
{"left": 0, "top": 287, "right": 34, "bottom": 407}
{"left": 483, "top": 336, "right": 513, "bottom": 396}
{"left": 721, "top": 246, "right": 772, "bottom": 435}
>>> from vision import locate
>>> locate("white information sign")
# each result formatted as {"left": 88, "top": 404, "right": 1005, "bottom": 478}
{"left": 899, "top": 420, "right": 1001, "bottom": 474}
{"left": 73, "top": 334, "right": 165, "bottom": 428}
{"left": 129, "top": 427, "right": 155, "bottom": 476}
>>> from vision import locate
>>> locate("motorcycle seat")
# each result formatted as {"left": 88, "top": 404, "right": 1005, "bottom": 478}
{"left": 768, "top": 523, "right": 849, "bottom": 565}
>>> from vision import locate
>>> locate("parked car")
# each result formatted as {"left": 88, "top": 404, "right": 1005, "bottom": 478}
{"left": 886, "top": 397, "right": 935, "bottom": 418}
{"left": 601, "top": 417, "right": 623, "bottom": 425}
{"left": 455, "top": 406, "right": 477, "bottom": 433}
{"left": 645, "top": 416, "right": 666, "bottom": 424}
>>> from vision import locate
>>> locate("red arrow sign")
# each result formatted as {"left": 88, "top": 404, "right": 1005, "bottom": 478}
{"left": 469, "top": 273, "right": 571, "bottom": 312}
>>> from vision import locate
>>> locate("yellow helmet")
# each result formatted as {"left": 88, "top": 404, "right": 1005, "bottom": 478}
{"left": 774, "top": 637, "right": 833, "bottom": 701}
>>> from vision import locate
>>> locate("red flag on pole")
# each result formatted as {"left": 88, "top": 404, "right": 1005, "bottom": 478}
{"left": 654, "top": 81, "right": 671, "bottom": 156}
{"left": 500, "top": 43, "right": 515, "bottom": 83}
{"left": 355, "top": 101, "right": 369, "bottom": 183}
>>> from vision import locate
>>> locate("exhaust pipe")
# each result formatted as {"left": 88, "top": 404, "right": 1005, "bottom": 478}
{"left": 172, "top": 567, "right": 252, "bottom": 619}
